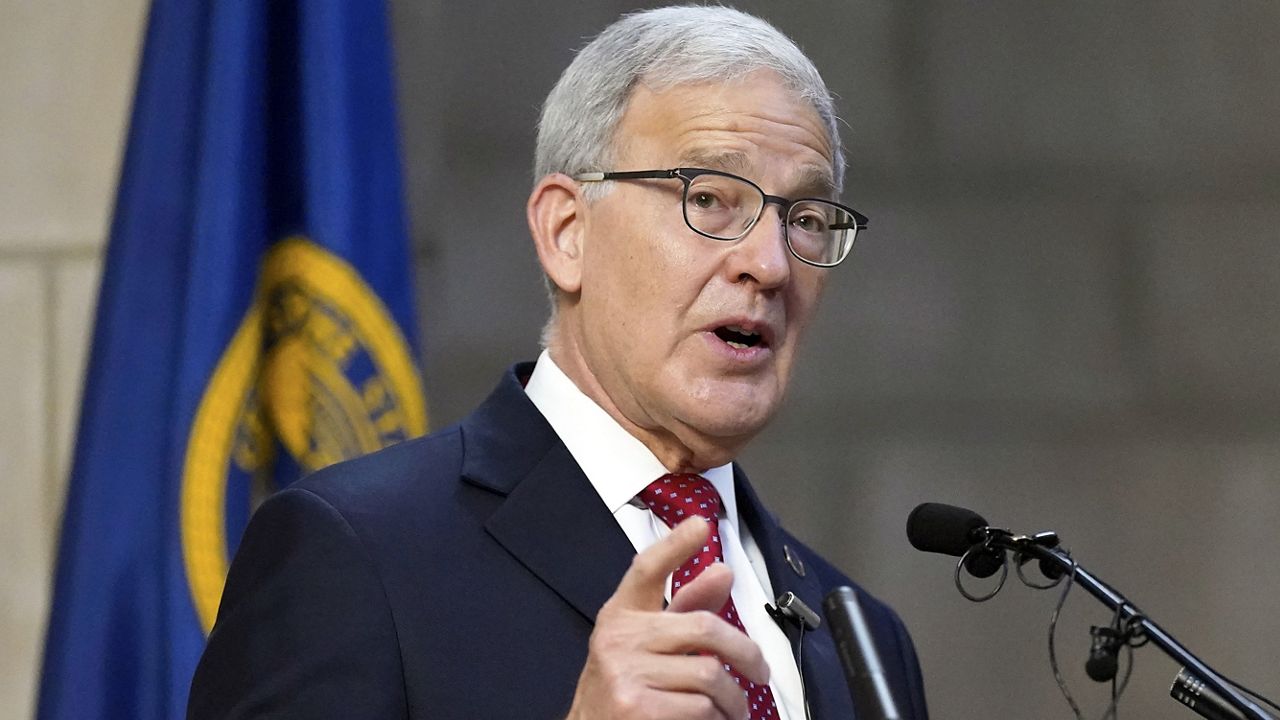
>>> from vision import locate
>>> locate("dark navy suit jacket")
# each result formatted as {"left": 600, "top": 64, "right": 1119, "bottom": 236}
{"left": 189, "top": 364, "right": 928, "bottom": 718}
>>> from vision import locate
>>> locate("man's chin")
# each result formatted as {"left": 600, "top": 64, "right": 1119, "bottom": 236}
{"left": 677, "top": 399, "right": 777, "bottom": 445}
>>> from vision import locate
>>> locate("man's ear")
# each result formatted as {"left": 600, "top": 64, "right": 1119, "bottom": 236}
{"left": 527, "top": 173, "right": 586, "bottom": 294}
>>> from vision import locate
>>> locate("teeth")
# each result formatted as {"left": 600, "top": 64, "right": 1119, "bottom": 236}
{"left": 725, "top": 325, "right": 759, "bottom": 337}
{"left": 726, "top": 340, "right": 748, "bottom": 349}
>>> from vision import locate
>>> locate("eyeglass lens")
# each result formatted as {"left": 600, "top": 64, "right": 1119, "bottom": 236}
{"left": 682, "top": 173, "right": 856, "bottom": 266}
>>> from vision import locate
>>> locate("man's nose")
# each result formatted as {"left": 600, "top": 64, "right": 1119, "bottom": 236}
{"left": 726, "top": 204, "right": 791, "bottom": 288}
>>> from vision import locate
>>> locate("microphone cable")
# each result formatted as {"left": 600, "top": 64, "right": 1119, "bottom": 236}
{"left": 1046, "top": 552, "right": 1088, "bottom": 720}
{"left": 1046, "top": 552, "right": 1146, "bottom": 720}
{"left": 798, "top": 624, "right": 812, "bottom": 720}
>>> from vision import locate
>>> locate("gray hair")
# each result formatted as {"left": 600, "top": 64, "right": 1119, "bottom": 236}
{"left": 534, "top": 5, "right": 845, "bottom": 196}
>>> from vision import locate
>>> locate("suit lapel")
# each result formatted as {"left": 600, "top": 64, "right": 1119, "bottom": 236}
{"left": 734, "top": 466, "right": 857, "bottom": 718}
{"left": 460, "top": 364, "right": 636, "bottom": 624}
{"left": 484, "top": 441, "right": 637, "bottom": 622}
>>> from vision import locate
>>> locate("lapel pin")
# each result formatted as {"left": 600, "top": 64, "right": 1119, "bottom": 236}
{"left": 784, "top": 543, "right": 806, "bottom": 578}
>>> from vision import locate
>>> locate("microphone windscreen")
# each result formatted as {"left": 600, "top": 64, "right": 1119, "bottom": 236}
{"left": 907, "top": 503, "right": 989, "bottom": 557}
{"left": 1086, "top": 650, "right": 1120, "bottom": 683}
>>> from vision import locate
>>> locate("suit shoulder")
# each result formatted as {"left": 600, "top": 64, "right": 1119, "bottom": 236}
{"left": 293, "top": 424, "right": 464, "bottom": 511}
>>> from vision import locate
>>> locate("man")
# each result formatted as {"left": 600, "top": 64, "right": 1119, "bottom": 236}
{"left": 190, "top": 6, "right": 928, "bottom": 719}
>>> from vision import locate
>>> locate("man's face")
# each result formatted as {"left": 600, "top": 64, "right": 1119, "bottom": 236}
{"left": 565, "top": 70, "right": 834, "bottom": 468}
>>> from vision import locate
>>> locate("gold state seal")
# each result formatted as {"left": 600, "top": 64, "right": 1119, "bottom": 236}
{"left": 181, "top": 237, "right": 426, "bottom": 633}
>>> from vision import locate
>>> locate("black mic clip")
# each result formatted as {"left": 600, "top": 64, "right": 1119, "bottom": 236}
{"left": 765, "top": 591, "right": 822, "bottom": 631}
{"left": 1086, "top": 607, "right": 1148, "bottom": 683}
{"left": 1012, "top": 531, "right": 1068, "bottom": 588}
{"left": 953, "top": 528, "right": 1011, "bottom": 602}
{"left": 956, "top": 528, "right": 1067, "bottom": 601}
{"left": 962, "top": 527, "right": 1009, "bottom": 579}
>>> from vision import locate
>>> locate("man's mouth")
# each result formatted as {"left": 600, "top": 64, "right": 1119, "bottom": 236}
{"left": 713, "top": 324, "right": 765, "bottom": 350}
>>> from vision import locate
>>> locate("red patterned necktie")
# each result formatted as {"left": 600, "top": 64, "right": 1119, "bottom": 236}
{"left": 639, "top": 473, "right": 779, "bottom": 720}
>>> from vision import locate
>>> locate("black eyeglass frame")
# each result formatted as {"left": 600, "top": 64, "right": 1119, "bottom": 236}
{"left": 573, "top": 167, "right": 868, "bottom": 268}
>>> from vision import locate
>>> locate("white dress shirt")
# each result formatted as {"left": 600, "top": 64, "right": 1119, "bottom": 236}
{"left": 524, "top": 351, "right": 805, "bottom": 720}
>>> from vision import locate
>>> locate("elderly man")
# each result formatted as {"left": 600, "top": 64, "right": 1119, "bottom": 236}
{"left": 190, "top": 6, "right": 927, "bottom": 719}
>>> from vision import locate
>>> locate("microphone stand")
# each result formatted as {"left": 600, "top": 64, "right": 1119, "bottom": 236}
{"left": 986, "top": 534, "right": 1272, "bottom": 720}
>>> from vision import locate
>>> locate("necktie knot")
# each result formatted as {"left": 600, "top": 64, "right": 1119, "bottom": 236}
{"left": 640, "top": 473, "right": 722, "bottom": 526}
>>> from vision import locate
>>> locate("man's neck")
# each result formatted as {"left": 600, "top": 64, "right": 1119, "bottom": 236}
{"left": 544, "top": 337, "right": 744, "bottom": 472}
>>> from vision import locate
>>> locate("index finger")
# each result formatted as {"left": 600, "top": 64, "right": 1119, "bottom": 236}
{"left": 609, "top": 516, "right": 710, "bottom": 611}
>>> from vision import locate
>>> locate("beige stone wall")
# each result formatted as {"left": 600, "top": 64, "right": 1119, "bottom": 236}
{"left": 0, "top": 1, "right": 148, "bottom": 715}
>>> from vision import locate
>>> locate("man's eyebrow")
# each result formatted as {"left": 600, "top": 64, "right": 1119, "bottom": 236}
{"left": 677, "top": 149, "right": 752, "bottom": 176}
{"left": 678, "top": 149, "right": 836, "bottom": 198}
{"left": 793, "top": 165, "right": 837, "bottom": 199}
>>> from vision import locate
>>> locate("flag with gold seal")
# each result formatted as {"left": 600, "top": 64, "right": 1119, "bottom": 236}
{"left": 38, "top": 1, "right": 426, "bottom": 718}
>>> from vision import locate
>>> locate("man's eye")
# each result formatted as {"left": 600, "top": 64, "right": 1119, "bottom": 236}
{"left": 690, "top": 191, "right": 720, "bottom": 209}
{"left": 791, "top": 213, "right": 828, "bottom": 233}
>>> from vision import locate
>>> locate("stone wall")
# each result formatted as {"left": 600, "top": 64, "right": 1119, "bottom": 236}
{"left": 0, "top": 1, "right": 147, "bottom": 715}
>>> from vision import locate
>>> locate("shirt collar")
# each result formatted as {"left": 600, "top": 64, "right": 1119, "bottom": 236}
{"left": 524, "top": 350, "right": 737, "bottom": 524}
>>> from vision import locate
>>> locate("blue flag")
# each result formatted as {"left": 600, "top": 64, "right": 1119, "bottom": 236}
{"left": 37, "top": 1, "right": 426, "bottom": 717}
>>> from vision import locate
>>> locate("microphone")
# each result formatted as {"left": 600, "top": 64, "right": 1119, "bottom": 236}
{"left": 1085, "top": 625, "right": 1122, "bottom": 682}
{"left": 765, "top": 591, "right": 821, "bottom": 631}
{"left": 823, "top": 586, "right": 902, "bottom": 720}
{"left": 906, "top": 502, "right": 1005, "bottom": 578}
{"left": 1172, "top": 668, "right": 1246, "bottom": 720}
{"left": 906, "top": 502, "right": 988, "bottom": 556}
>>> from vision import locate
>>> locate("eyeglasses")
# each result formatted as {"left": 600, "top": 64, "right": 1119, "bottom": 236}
{"left": 573, "top": 167, "right": 867, "bottom": 267}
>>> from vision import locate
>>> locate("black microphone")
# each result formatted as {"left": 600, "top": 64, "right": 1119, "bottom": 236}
{"left": 1172, "top": 668, "right": 1248, "bottom": 720}
{"left": 906, "top": 502, "right": 1005, "bottom": 578}
{"left": 1085, "top": 625, "right": 1122, "bottom": 682}
{"left": 823, "top": 586, "right": 902, "bottom": 720}
{"left": 906, "top": 503, "right": 987, "bottom": 555}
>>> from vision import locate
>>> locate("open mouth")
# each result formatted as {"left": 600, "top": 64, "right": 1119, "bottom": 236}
{"left": 713, "top": 324, "right": 765, "bottom": 350}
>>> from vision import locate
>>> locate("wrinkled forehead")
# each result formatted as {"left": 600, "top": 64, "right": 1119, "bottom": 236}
{"left": 616, "top": 74, "right": 839, "bottom": 193}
